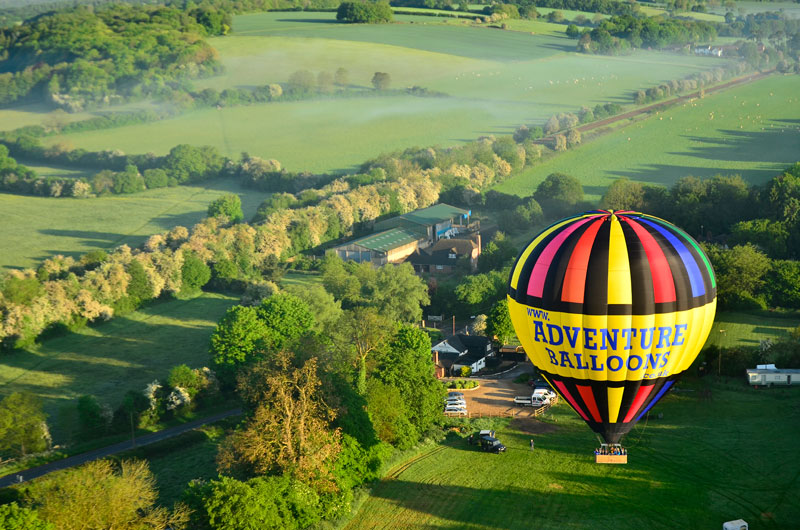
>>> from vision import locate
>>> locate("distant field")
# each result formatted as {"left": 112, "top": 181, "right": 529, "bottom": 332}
{"left": 707, "top": 311, "right": 799, "bottom": 349}
{"left": 40, "top": 12, "right": 725, "bottom": 173}
{"left": 349, "top": 378, "right": 800, "bottom": 528}
{"left": 0, "top": 178, "right": 269, "bottom": 271}
{"left": 494, "top": 74, "right": 800, "bottom": 200}
{"left": 0, "top": 292, "right": 238, "bottom": 440}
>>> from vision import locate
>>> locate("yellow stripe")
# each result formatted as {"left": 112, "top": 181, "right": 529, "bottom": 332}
{"left": 607, "top": 215, "right": 632, "bottom": 305}
{"left": 607, "top": 387, "right": 624, "bottom": 423}
{"left": 510, "top": 218, "right": 576, "bottom": 289}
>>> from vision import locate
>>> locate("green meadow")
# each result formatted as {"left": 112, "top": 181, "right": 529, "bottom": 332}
{"left": 41, "top": 12, "right": 725, "bottom": 173}
{"left": 494, "top": 74, "right": 800, "bottom": 200}
{"left": 0, "top": 292, "right": 238, "bottom": 440}
{"left": 0, "top": 178, "right": 269, "bottom": 271}
{"left": 348, "top": 379, "right": 800, "bottom": 529}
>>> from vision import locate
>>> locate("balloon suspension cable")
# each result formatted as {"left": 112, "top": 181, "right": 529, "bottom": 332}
{"left": 627, "top": 411, "right": 650, "bottom": 448}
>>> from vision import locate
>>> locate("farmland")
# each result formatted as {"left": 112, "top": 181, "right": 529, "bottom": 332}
{"left": 39, "top": 12, "right": 726, "bottom": 173}
{"left": 0, "top": 292, "right": 238, "bottom": 440}
{"left": 0, "top": 177, "right": 269, "bottom": 271}
{"left": 348, "top": 378, "right": 800, "bottom": 529}
{"left": 494, "top": 74, "right": 800, "bottom": 200}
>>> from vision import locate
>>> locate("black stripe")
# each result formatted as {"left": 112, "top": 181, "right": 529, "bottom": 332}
{"left": 583, "top": 218, "right": 611, "bottom": 315}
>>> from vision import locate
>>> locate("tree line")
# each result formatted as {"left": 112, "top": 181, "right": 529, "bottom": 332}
{"left": 0, "top": 4, "right": 230, "bottom": 110}
{"left": 1, "top": 259, "right": 445, "bottom": 529}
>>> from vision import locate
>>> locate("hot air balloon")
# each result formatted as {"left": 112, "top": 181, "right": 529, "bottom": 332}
{"left": 507, "top": 210, "right": 716, "bottom": 448}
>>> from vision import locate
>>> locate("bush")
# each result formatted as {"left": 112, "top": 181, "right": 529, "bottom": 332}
{"left": 447, "top": 379, "right": 478, "bottom": 389}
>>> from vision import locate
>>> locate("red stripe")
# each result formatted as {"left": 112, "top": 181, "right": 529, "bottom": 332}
{"left": 623, "top": 385, "right": 655, "bottom": 423}
{"left": 553, "top": 380, "right": 590, "bottom": 421}
{"left": 576, "top": 385, "right": 603, "bottom": 423}
{"left": 621, "top": 218, "right": 676, "bottom": 303}
{"left": 561, "top": 219, "right": 604, "bottom": 303}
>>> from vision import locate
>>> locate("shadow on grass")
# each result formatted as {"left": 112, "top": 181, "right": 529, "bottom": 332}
{"left": 276, "top": 18, "right": 340, "bottom": 24}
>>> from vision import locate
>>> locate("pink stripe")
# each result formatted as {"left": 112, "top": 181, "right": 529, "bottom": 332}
{"left": 553, "top": 380, "right": 590, "bottom": 421}
{"left": 527, "top": 217, "right": 594, "bottom": 297}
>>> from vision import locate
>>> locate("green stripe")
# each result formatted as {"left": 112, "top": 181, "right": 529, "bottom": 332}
{"left": 647, "top": 216, "right": 716, "bottom": 288}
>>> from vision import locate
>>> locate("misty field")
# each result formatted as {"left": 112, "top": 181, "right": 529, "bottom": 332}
{"left": 40, "top": 11, "right": 725, "bottom": 173}
{"left": 348, "top": 378, "right": 800, "bottom": 529}
{"left": 0, "top": 177, "right": 268, "bottom": 271}
{"left": 494, "top": 74, "right": 800, "bottom": 200}
{"left": 0, "top": 292, "right": 238, "bottom": 440}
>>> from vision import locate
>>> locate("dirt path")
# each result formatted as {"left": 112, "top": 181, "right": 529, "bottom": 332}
{"left": 463, "top": 378, "right": 544, "bottom": 418}
{"left": 0, "top": 408, "right": 241, "bottom": 487}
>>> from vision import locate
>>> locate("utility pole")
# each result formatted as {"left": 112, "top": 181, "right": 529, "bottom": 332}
{"left": 452, "top": 315, "right": 455, "bottom": 335}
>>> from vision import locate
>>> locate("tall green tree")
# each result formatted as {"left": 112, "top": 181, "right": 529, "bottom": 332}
{"left": 207, "top": 194, "right": 243, "bottom": 223}
{"left": 210, "top": 306, "right": 270, "bottom": 371}
{"left": 0, "top": 392, "right": 49, "bottom": 457}
{"left": 487, "top": 299, "right": 515, "bottom": 345}
{"left": 534, "top": 172, "right": 585, "bottom": 218}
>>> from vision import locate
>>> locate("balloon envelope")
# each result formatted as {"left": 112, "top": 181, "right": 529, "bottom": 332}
{"left": 507, "top": 210, "right": 716, "bottom": 444}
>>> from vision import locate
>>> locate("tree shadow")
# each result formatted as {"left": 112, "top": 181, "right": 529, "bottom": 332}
{"left": 38, "top": 229, "right": 128, "bottom": 246}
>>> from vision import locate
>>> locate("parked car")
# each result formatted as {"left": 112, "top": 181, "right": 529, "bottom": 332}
{"left": 446, "top": 398, "right": 467, "bottom": 407}
{"left": 468, "top": 430, "right": 495, "bottom": 445}
{"left": 444, "top": 405, "right": 468, "bottom": 416}
{"left": 529, "top": 378, "right": 553, "bottom": 390}
{"left": 480, "top": 436, "right": 506, "bottom": 453}
{"left": 448, "top": 391, "right": 465, "bottom": 398}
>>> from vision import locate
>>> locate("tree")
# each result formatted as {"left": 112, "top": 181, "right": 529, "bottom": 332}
{"left": 371, "top": 72, "right": 391, "bottom": 90}
{"left": 287, "top": 70, "right": 316, "bottom": 95}
{"left": 706, "top": 243, "right": 771, "bottom": 309}
{"left": 210, "top": 305, "right": 270, "bottom": 371}
{"left": 335, "top": 307, "right": 391, "bottom": 394}
{"left": 76, "top": 395, "right": 109, "bottom": 439}
{"left": 374, "top": 325, "right": 444, "bottom": 440}
{"left": 28, "top": 459, "right": 189, "bottom": 530}
{"left": 217, "top": 354, "right": 341, "bottom": 490}
{"left": 208, "top": 193, "right": 243, "bottom": 223}
{"left": 180, "top": 251, "right": 211, "bottom": 295}
{"left": 566, "top": 128, "right": 581, "bottom": 148}
{"left": 553, "top": 134, "right": 567, "bottom": 151}
{"left": 566, "top": 24, "right": 580, "bottom": 38}
{"left": 601, "top": 178, "right": 646, "bottom": 210}
{"left": 337, "top": 1, "right": 393, "bottom": 23}
{"left": 372, "top": 262, "right": 430, "bottom": 323}
{"left": 534, "top": 172, "right": 585, "bottom": 218}
{"left": 199, "top": 475, "right": 322, "bottom": 530}
{"left": 317, "top": 71, "right": 334, "bottom": 93}
{"left": 544, "top": 115, "right": 560, "bottom": 134}
{"left": 0, "top": 392, "right": 49, "bottom": 457}
{"left": 487, "top": 299, "right": 515, "bottom": 344}
{"left": 256, "top": 293, "right": 315, "bottom": 352}
{"left": 284, "top": 284, "right": 342, "bottom": 333}
{"left": 365, "top": 379, "right": 417, "bottom": 448}
{"left": 334, "top": 67, "right": 349, "bottom": 86}
{"left": 0, "top": 503, "right": 53, "bottom": 530}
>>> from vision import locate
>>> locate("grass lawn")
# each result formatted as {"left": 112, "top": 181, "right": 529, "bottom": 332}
{"left": 706, "top": 311, "right": 799, "bottom": 349}
{"left": 41, "top": 12, "right": 725, "bottom": 173}
{"left": 494, "top": 74, "right": 800, "bottom": 201}
{"left": 0, "top": 177, "right": 269, "bottom": 271}
{"left": 0, "top": 292, "right": 239, "bottom": 441}
{"left": 348, "top": 378, "right": 800, "bottom": 528}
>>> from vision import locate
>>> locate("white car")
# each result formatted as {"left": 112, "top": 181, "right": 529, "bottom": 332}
{"left": 445, "top": 399, "right": 467, "bottom": 408}
{"left": 447, "top": 392, "right": 464, "bottom": 398}
{"left": 444, "top": 405, "right": 468, "bottom": 416}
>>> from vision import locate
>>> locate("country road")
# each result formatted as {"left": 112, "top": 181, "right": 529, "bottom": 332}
{"left": 0, "top": 408, "right": 241, "bottom": 488}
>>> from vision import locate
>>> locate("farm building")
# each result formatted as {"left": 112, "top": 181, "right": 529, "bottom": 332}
{"left": 374, "top": 203, "right": 472, "bottom": 242}
{"left": 329, "top": 203, "right": 476, "bottom": 266}
{"left": 328, "top": 227, "right": 421, "bottom": 266}
{"left": 746, "top": 365, "right": 800, "bottom": 386}
{"left": 406, "top": 235, "right": 481, "bottom": 274}
{"left": 432, "top": 334, "right": 493, "bottom": 377}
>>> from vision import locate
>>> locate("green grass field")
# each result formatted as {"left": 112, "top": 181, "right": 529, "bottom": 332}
{"left": 348, "top": 379, "right": 800, "bottom": 529}
{"left": 707, "top": 311, "right": 799, "bottom": 349}
{"left": 0, "top": 292, "right": 238, "bottom": 440}
{"left": 494, "top": 74, "right": 800, "bottom": 200}
{"left": 0, "top": 177, "right": 269, "bottom": 271}
{"left": 38, "top": 12, "right": 725, "bottom": 173}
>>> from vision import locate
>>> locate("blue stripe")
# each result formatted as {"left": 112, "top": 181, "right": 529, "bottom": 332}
{"left": 637, "top": 218, "right": 705, "bottom": 297}
{"left": 634, "top": 381, "right": 674, "bottom": 422}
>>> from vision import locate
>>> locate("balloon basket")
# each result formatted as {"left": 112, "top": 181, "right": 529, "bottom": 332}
{"left": 594, "top": 444, "right": 627, "bottom": 464}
